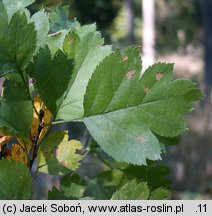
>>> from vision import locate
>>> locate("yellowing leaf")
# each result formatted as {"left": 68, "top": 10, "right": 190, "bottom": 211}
{"left": 31, "top": 95, "right": 52, "bottom": 143}
{"left": 56, "top": 139, "right": 83, "bottom": 170}
{"left": 0, "top": 135, "right": 29, "bottom": 166}
{"left": 38, "top": 131, "right": 83, "bottom": 175}
{"left": 8, "top": 144, "right": 29, "bottom": 166}
{"left": 38, "top": 106, "right": 52, "bottom": 143}
{"left": 17, "top": 138, "right": 32, "bottom": 152}
{"left": 31, "top": 95, "right": 41, "bottom": 139}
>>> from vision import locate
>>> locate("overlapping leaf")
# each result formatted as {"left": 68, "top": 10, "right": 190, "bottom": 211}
{"left": 111, "top": 180, "right": 150, "bottom": 200}
{"left": 30, "top": 26, "right": 111, "bottom": 120}
{"left": 111, "top": 179, "right": 171, "bottom": 200}
{"left": 124, "top": 164, "right": 171, "bottom": 190}
{"left": 0, "top": 3, "right": 36, "bottom": 75}
{"left": 83, "top": 46, "right": 203, "bottom": 165}
{"left": 57, "top": 30, "right": 111, "bottom": 120}
{"left": 0, "top": 80, "right": 33, "bottom": 139}
{"left": 49, "top": 4, "right": 80, "bottom": 33}
{"left": 6, "top": 144, "right": 29, "bottom": 166}
{"left": 37, "top": 131, "right": 83, "bottom": 175}
{"left": 48, "top": 174, "right": 86, "bottom": 200}
{"left": 31, "top": 95, "right": 52, "bottom": 143}
{"left": 31, "top": 10, "right": 49, "bottom": 49}
{"left": 149, "top": 187, "right": 171, "bottom": 200}
{"left": 29, "top": 48, "right": 73, "bottom": 117}
{"left": 0, "top": 160, "right": 32, "bottom": 199}
{"left": 88, "top": 169, "right": 125, "bottom": 200}
{"left": 2, "top": 0, "right": 35, "bottom": 20}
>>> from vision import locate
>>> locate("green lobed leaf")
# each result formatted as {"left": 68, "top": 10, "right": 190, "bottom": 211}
{"left": 76, "top": 24, "right": 97, "bottom": 39}
{"left": 56, "top": 34, "right": 111, "bottom": 120}
{"left": 56, "top": 139, "right": 83, "bottom": 170}
{"left": 111, "top": 180, "right": 150, "bottom": 200}
{"left": 0, "top": 2, "right": 8, "bottom": 43}
{"left": 49, "top": 4, "right": 80, "bottom": 33}
{"left": 149, "top": 187, "right": 171, "bottom": 200}
{"left": 88, "top": 169, "right": 125, "bottom": 200}
{"left": 48, "top": 29, "right": 69, "bottom": 56}
{"left": 0, "top": 160, "right": 32, "bottom": 199}
{"left": 37, "top": 131, "right": 83, "bottom": 175}
{"left": 31, "top": 10, "right": 49, "bottom": 49}
{"left": 124, "top": 164, "right": 171, "bottom": 190}
{"left": 28, "top": 47, "right": 73, "bottom": 117}
{"left": 0, "top": 80, "right": 33, "bottom": 139}
{"left": 0, "top": 6, "right": 37, "bottom": 76}
{"left": 2, "top": 0, "right": 35, "bottom": 20}
{"left": 30, "top": 25, "right": 111, "bottom": 120}
{"left": 83, "top": 46, "right": 203, "bottom": 165}
{"left": 48, "top": 174, "right": 86, "bottom": 200}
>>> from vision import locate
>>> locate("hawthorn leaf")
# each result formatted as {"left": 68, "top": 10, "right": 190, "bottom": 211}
{"left": 62, "top": 31, "right": 80, "bottom": 59}
{"left": 0, "top": 8, "right": 37, "bottom": 74}
{"left": 31, "top": 96, "right": 44, "bottom": 140}
{"left": 83, "top": 46, "right": 203, "bottom": 165}
{"left": 111, "top": 180, "right": 150, "bottom": 200}
{"left": 2, "top": 0, "right": 35, "bottom": 20}
{"left": 30, "top": 26, "right": 111, "bottom": 120}
{"left": 55, "top": 31, "right": 112, "bottom": 120}
{"left": 49, "top": 4, "right": 80, "bottom": 33}
{"left": 56, "top": 47, "right": 112, "bottom": 120}
{"left": 56, "top": 139, "right": 83, "bottom": 170}
{"left": 124, "top": 165, "right": 171, "bottom": 190}
{"left": 88, "top": 169, "right": 125, "bottom": 200}
{"left": 48, "top": 29, "right": 69, "bottom": 56}
{"left": 31, "top": 10, "right": 49, "bottom": 49}
{"left": 47, "top": 18, "right": 91, "bottom": 55}
{"left": 0, "top": 160, "right": 32, "bottom": 199}
{"left": 6, "top": 144, "right": 29, "bottom": 166}
{"left": 37, "top": 131, "right": 83, "bottom": 175}
{"left": 29, "top": 48, "right": 73, "bottom": 117}
{"left": 0, "top": 62, "right": 18, "bottom": 77}
{"left": 149, "top": 187, "right": 171, "bottom": 200}
{"left": 0, "top": 2, "right": 8, "bottom": 43}
{"left": 76, "top": 24, "right": 97, "bottom": 39}
{"left": 31, "top": 96, "right": 52, "bottom": 143}
{"left": 0, "top": 80, "right": 33, "bottom": 139}
{"left": 48, "top": 174, "right": 86, "bottom": 200}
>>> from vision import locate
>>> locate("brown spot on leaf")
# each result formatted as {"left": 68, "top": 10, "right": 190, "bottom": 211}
{"left": 122, "top": 56, "right": 128, "bottom": 62}
{"left": 50, "top": 31, "right": 61, "bottom": 37}
{"left": 144, "top": 87, "right": 150, "bottom": 94}
{"left": 136, "top": 136, "right": 145, "bottom": 143}
{"left": 156, "top": 72, "right": 163, "bottom": 81}
{"left": 126, "top": 70, "right": 136, "bottom": 80}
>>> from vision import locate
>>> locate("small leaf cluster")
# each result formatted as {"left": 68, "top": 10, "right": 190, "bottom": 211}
{"left": 0, "top": 0, "right": 202, "bottom": 200}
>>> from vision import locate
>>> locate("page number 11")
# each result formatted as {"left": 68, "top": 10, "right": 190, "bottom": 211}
{"left": 197, "top": 204, "right": 207, "bottom": 213}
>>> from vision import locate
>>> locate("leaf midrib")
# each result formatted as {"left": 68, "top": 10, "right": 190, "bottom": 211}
{"left": 84, "top": 93, "right": 190, "bottom": 120}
